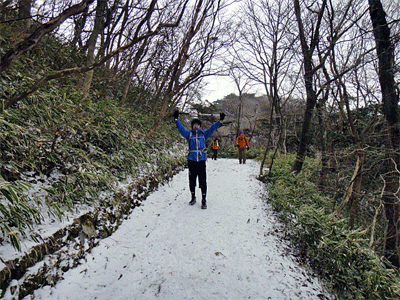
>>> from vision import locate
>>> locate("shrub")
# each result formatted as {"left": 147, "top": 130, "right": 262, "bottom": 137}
{"left": 267, "top": 155, "right": 400, "bottom": 300}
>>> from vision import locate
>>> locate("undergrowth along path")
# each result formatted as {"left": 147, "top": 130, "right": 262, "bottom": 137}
{"left": 28, "top": 159, "right": 331, "bottom": 300}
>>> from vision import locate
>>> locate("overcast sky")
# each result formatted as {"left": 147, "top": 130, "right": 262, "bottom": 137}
{"left": 202, "top": 76, "right": 237, "bottom": 103}
{"left": 202, "top": 75, "right": 264, "bottom": 103}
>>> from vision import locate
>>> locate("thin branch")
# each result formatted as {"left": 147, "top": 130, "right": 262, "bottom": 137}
{"left": 0, "top": 0, "right": 95, "bottom": 74}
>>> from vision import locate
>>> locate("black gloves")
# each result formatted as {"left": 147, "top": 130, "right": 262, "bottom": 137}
{"left": 220, "top": 113, "right": 226, "bottom": 121}
{"left": 173, "top": 110, "right": 180, "bottom": 120}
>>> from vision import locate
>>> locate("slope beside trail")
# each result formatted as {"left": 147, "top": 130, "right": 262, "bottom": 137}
{"left": 27, "top": 158, "right": 330, "bottom": 300}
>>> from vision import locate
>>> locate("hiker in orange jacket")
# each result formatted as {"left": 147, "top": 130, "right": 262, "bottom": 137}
{"left": 235, "top": 131, "right": 249, "bottom": 164}
{"left": 211, "top": 138, "right": 220, "bottom": 160}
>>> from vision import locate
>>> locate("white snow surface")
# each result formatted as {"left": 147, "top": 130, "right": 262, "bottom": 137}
{"left": 25, "top": 159, "right": 330, "bottom": 300}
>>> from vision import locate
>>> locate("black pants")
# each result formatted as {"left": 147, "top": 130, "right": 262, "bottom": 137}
{"left": 212, "top": 149, "right": 218, "bottom": 160}
{"left": 188, "top": 160, "right": 207, "bottom": 195}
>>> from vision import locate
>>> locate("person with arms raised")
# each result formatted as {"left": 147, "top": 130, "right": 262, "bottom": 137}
{"left": 174, "top": 111, "right": 225, "bottom": 209}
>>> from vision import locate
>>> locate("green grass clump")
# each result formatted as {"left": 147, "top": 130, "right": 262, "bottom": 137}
{"left": 267, "top": 155, "right": 400, "bottom": 300}
{"left": 0, "top": 92, "right": 185, "bottom": 250}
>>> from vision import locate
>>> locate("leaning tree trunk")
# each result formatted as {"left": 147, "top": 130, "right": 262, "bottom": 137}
{"left": 368, "top": 0, "right": 400, "bottom": 267}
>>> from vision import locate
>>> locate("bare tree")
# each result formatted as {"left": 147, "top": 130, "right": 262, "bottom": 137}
{"left": 147, "top": 0, "right": 229, "bottom": 135}
{"left": 291, "top": 0, "right": 370, "bottom": 174}
{"left": 313, "top": 0, "right": 374, "bottom": 200}
{"left": 234, "top": 0, "right": 299, "bottom": 177}
{"left": 291, "top": 0, "right": 328, "bottom": 173}
{"left": 228, "top": 65, "right": 251, "bottom": 137}
{"left": 1, "top": 0, "right": 190, "bottom": 112}
{"left": 368, "top": 0, "right": 400, "bottom": 267}
{"left": 328, "top": 6, "right": 382, "bottom": 229}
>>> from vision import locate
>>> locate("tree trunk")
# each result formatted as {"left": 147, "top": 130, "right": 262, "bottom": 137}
{"left": 334, "top": 150, "right": 364, "bottom": 222}
{"left": 291, "top": 0, "right": 327, "bottom": 173}
{"left": 236, "top": 92, "right": 243, "bottom": 136}
{"left": 291, "top": 84, "right": 316, "bottom": 173}
{"left": 72, "top": 6, "right": 89, "bottom": 49}
{"left": 317, "top": 103, "right": 328, "bottom": 190}
{"left": 18, "top": 0, "right": 33, "bottom": 31}
{"left": 80, "top": 0, "right": 107, "bottom": 96}
{"left": 368, "top": 0, "right": 400, "bottom": 267}
{"left": 120, "top": 74, "right": 133, "bottom": 106}
{"left": 349, "top": 151, "right": 365, "bottom": 229}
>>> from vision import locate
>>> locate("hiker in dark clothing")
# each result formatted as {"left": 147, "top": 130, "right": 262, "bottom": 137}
{"left": 174, "top": 111, "right": 225, "bottom": 209}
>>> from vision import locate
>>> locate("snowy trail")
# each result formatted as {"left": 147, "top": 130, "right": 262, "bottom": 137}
{"left": 28, "top": 159, "right": 329, "bottom": 300}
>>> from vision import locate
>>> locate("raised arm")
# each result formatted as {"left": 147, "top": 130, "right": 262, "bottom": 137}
{"left": 175, "top": 119, "right": 190, "bottom": 140}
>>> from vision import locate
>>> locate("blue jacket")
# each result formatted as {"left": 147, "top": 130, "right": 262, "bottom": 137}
{"left": 175, "top": 120, "right": 222, "bottom": 161}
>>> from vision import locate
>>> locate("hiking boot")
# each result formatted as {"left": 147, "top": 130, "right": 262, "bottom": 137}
{"left": 201, "top": 200, "right": 207, "bottom": 209}
{"left": 189, "top": 197, "right": 196, "bottom": 205}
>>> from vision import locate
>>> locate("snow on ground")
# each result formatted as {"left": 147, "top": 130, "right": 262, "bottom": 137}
{"left": 24, "top": 158, "right": 331, "bottom": 300}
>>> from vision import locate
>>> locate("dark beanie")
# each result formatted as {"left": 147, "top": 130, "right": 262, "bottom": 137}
{"left": 191, "top": 119, "right": 202, "bottom": 128}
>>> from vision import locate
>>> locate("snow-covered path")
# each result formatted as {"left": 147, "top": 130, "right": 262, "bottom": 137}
{"left": 28, "top": 159, "right": 329, "bottom": 300}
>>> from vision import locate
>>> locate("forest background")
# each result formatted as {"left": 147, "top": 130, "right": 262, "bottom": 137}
{"left": 1, "top": 0, "right": 400, "bottom": 299}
